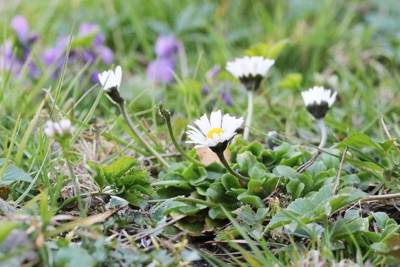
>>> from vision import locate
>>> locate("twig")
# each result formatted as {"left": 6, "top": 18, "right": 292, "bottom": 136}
{"left": 332, "top": 146, "right": 347, "bottom": 195}
{"left": 133, "top": 214, "right": 186, "bottom": 241}
{"left": 381, "top": 115, "right": 400, "bottom": 153}
{"left": 297, "top": 151, "right": 322, "bottom": 173}
{"left": 360, "top": 193, "right": 400, "bottom": 203}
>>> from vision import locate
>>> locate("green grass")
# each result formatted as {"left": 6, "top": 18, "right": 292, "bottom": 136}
{"left": 1, "top": 0, "right": 400, "bottom": 266}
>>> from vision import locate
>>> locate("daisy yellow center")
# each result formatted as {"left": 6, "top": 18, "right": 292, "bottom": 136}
{"left": 206, "top": 127, "right": 224, "bottom": 139}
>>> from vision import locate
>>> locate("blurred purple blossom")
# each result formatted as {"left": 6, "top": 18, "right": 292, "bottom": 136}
{"left": 0, "top": 15, "right": 40, "bottom": 78}
{"left": 1, "top": 17, "right": 114, "bottom": 82}
{"left": 11, "top": 15, "right": 30, "bottom": 44}
{"left": 11, "top": 15, "right": 39, "bottom": 50}
{"left": 155, "top": 35, "right": 179, "bottom": 58}
{"left": 146, "top": 35, "right": 180, "bottom": 83}
{"left": 146, "top": 58, "right": 176, "bottom": 83}
{"left": 78, "top": 23, "right": 114, "bottom": 65}
{"left": 220, "top": 91, "right": 232, "bottom": 106}
{"left": 0, "top": 40, "right": 22, "bottom": 74}
{"left": 201, "top": 65, "right": 233, "bottom": 107}
{"left": 39, "top": 22, "right": 114, "bottom": 82}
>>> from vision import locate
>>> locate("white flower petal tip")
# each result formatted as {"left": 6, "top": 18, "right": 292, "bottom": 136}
{"left": 98, "top": 65, "right": 122, "bottom": 92}
{"left": 301, "top": 86, "right": 337, "bottom": 107}
{"left": 226, "top": 56, "right": 275, "bottom": 79}
{"left": 44, "top": 118, "right": 74, "bottom": 138}
{"left": 186, "top": 110, "right": 244, "bottom": 149}
{"left": 301, "top": 86, "right": 337, "bottom": 119}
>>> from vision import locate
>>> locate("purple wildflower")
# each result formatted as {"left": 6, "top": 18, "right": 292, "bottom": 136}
{"left": 220, "top": 91, "right": 232, "bottom": 106}
{"left": 11, "top": 15, "right": 39, "bottom": 50}
{"left": 146, "top": 58, "right": 176, "bottom": 83}
{"left": 146, "top": 35, "right": 180, "bottom": 83}
{"left": 0, "top": 40, "right": 22, "bottom": 74}
{"left": 78, "top": 23, "right": 114, "bottom": 64}
{"left": 78, "top": 22, "right": 99, "bottom": 37}
{"left": 155, "top": 35, "right": 179, "bottom": 58}
{"left": 11, "top": 15, "right": 30, "bottom": 44}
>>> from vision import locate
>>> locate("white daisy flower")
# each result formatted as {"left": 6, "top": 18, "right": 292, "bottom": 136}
{"left": 301, "top": 86, "right": 337, "bottom": 119}
{"left": 98, "top": 65, "right": 122, "bottom": 92}
{"left": 98, "top": 65, "right": 125, "bottom": 104}
{"left": 44, "top": 118, "right": 74, "bottom": 137}
{"left": 226, "top": 56, "right": 275, "bottom": 80}
{"left": 186, "top": 110, "right": 244, "bottom": 149}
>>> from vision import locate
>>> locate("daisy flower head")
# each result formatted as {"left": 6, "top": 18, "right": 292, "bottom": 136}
{"left": 186, "top": 110, "right": 244, "bottom": 153}
{"left": 44, "top": 118, "right": 74, "bottom": 138}
{"left": 98, "top": 65, "right": 124, "bottom": 105}
{"left": 301, "top": 86, "right": 337, "bottom": 119}
{"left": 226, "top": 56, "right": 275, "bottom": 91}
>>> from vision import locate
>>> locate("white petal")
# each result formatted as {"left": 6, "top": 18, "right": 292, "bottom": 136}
{"left": 114, "top": 65, "right": 122, "bottom": 88}
{"left": 209, "top": 110, "right": 222, "bottom": 129}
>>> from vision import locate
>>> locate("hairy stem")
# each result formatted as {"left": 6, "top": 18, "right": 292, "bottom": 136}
{"left": 215, "top": 150, "right": 249, "bottom": 182}
{"left": 61, "top": 144, "right": 85, "bottom": 217}
{"left": 159, "top": 104, "right": 205, "bottom": 166}
{"left": 317, "top": 118, "right": 327, "bottom": 148}
{"left": 243, "top": 90, "right": 254, "bottom": 140}
{"left": 119, "top": 103, "right": 169, "bottom": 168}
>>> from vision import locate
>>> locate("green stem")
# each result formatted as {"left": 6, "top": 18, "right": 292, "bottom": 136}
{"left": 215, "top": 150, "right": 249, "bottom": 182}
{"left": 243, "top": 90, "right": 254, "bottom": 140}
{"left": 158, "top": 104, "right": 205, "bottom": 166}
{"left": 130, "top": 108, "right": 165, "bottom": 152}
{"left": 119, "top": 103, "right": 169, "bottom": 168}
{"left": 61, "top": 143, "right": 85, "bottom": 217}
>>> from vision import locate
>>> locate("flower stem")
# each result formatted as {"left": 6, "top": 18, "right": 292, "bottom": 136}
{"left": 243, "top": 90, "right": 254, "bottom": 140}
{"left": 158, "top": 104, "right": 205, "bottom": 166}
{"left": 317, "top": 119, "right": 327, "bottom": 148}
{"left": 215, "top": 150, "right": 249, "bottom": 182}
{"left": 61, "top": 143, "right": 85, "bottom": 217}
{"left": 119, "top": 103, "right": 170, "bottom": 168}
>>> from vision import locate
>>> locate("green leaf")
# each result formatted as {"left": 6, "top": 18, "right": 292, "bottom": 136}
{"left": 207, "top": 182, "right": 236, "bottom": 205}
{"left": 280, "top": 152, "right": 302, "bottom": 166}
{"left": 184, "top": 164, "right": 208, "bottom": 186}
{"left": 0, "top": 221, "right": 18, "bottom": 243}
{"left": 339, "top": 133, "right": 385, "bottom": 157}
{"left": 263, "top": 176, "right": 279, "bottom": 195}
{"left": 221, "top": 174, "right": 240, "bottom": 191}
{"left": 330, "top": 210, "right": 369, "bottom": 240}
{"left": 245, "top": 39, "right": 288, "bottom": 59}
{"left": 152, "top": 197, "right": 187, "bottom": 216}
{"left": 267, "top": 185, "right": 333, "bottom": 229}
{"left": 247, "top": 179, "right": 265, "bottom": 196}
{"left": 103, "top": 157, "right": 139, "bottom": 180}
{"left": 236, "top": 151, "right": 258, "bottom": 175}
{"left": 176, "top": 219, "right": 205, "bottom": 235}
{"left": 273, "top": 165, "right": 298, "bottom": 180}
{"left": 239, "top": 141, "right": 264, "bottom": 158}
{"left": 55, "top": 246, "right": 96, "bottom": 266}
{"left": 249, "top": 163, "right": 270, "bottom": 180}
{"left": 87, "top": 161, "right": 107, "bottom": 188}
{"left": 277, "top": 73, "right": 303, "bottom": 90}
{"left": 380, "top": 140, "right": 395, "bottom": 152}
{"left": 0, "top": 158, "right": 33, "bottom": 185}
{"left": 373, "top": 212, "right": 392, "bottom": 229}
{"left": 238, "top": 193, "right": 265, "bottom": 208}
{"left": 286, "top": 180, "right": 304, "bottom": 199}
{"left": 70, "top": 32, "right": 97, "bottom": 48}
